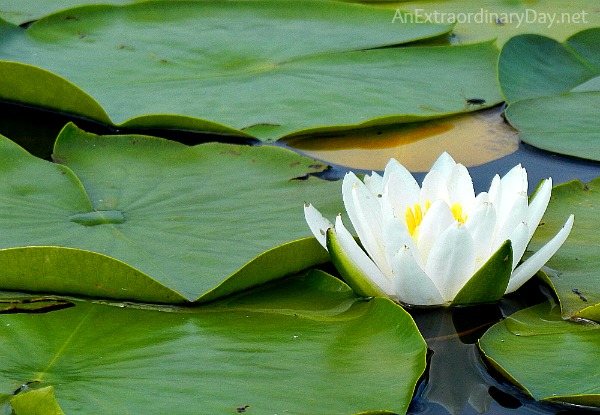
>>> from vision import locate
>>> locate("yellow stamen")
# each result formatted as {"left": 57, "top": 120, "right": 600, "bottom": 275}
{"left": 405, "top": 201, "right": 431, "bottom": 236}
{"left": 451, "top": 202, "right": 468, "bottom": 224}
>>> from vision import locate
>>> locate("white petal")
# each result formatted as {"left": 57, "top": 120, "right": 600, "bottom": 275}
{"left": 425, "top": 223, "right": 476, "bottom": 302}
{"left": 391, "top": 245, "right": 445, "bottom": 306}
{"left": 430, "top": 152, "right": 457, "bottom": 175}
{"left": 487, "top": 174, "right": 501, "bottom": 207}
{"left": 507, "top": 221, "right": 530, "bottom": 270}
{"left": 416, "top": 200, "right": 455, "bottom": 264}
{"left": 465, "top": 202, "right": 497, "bottom": 269}
{"left": 382, "top": 215, "right": 421, "bottom": 268}
{"left": 448, "top": 163, "right": 475, "bottom": 211}
{"left": 493, "top": 192, "right": 528, "bottom": 252}
{"left": 496, "top": 165, "right": 528, "bottom": 225}
{"left": 420, "top": 169, "right": 450, "bottom": 205}
{"left": 364, "top": 171, "right": 383, "bottom": 195}
{"left": 303, "top": 203, "right": 333, "bottom": 249}
{"left": 526, "top": 178, "right": 552, "bottom": 241}
{"left": 506, "top": 214, "right": 574, "bottom": 293}
{"left": 342, "top": 173, "right": 389, "bottom": 275}
{"left": 382, "top": 166, "right": 420, "bottom": 219}
{"left": 334, "top": 215, "right": 394, "bottom": 295}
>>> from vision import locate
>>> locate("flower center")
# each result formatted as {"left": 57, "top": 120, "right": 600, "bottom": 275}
{"left": 405, "top": 201, "right": 468, "bottom": 237}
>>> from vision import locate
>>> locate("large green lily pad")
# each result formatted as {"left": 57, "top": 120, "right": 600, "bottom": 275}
{"left": 0, "top": 270, "right": 428, "bottom": 415}
{"left": 526, "top": 178, "right": 600, "bottom": 321}
{"left": 499, "top": 29, "right": 600, "bottom": 160}
{"left": 0, "top": 1, "right": 504, "bottom": 141}
{"left": 0, "top": 123, "right": 346, "bottom": 303}
{"left": 479, "top": 301, "right": 600, "bottom": 406}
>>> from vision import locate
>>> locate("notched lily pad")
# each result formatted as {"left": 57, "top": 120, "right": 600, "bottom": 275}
{"left": 0, "top": 123, "right": 345, "bottom": 303}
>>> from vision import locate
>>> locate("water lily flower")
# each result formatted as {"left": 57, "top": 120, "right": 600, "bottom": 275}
{"left": 304, "top": 152, "right": 574, "bottom": 306}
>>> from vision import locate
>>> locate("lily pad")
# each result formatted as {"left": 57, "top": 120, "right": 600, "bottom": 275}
{"left": 479, "top": 301, "right": 600, "bottom": 406}
{"left": 0, "top": 270, "right": 428, "bottom": 415}
{"left": 499, "top": 29, "right": 600, "bottom": 160}
{"left": 0, "top": 123, "right": 346, "bottom": 302}
{"left": 0, "top": 1, "right": 505, "bottom": 141}
{"left": 526, "top": 177, "right": 600, "bottom": 321}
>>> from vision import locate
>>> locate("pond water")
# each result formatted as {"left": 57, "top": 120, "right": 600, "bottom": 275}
{"left": 1, "top": 100, "right": 599, "bottom": 415}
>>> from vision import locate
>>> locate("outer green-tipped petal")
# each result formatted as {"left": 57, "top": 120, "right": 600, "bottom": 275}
{"left": 526, "top": 178, "right": 552, "bottom": 241}
{"left": 303, "top": 203, "right": 333, "bottom": 249}
{"left": 425, "top": 223, "right": 476, "bottom": 302}
{"left": 326, "top": 216, "right": 392, "bottom": 297}
{"left": 392, "top": 245, "right": 445, "bottom": 306}
{"left": 451, "top": 240, "right": 513, "bottom": 306}
{"left": 507, "top": 214, "right": 575, "bottom": 294}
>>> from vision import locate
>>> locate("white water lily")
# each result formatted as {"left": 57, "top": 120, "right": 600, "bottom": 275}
{"left": 304, "top": 152, "right": 574, "bottom": 306}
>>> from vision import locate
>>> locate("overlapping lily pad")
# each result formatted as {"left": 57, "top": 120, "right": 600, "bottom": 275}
{"left": 479, "top": 301, "right": 600, "bottom": 406}
{"left": 526, "top": 178, "right": 600, "bottom": 321}
{"left": 0, "top": 270, "right": 428, "bottom": 414}
{"left": 0, "top": 123, "right": 347, "bottom": 302}
{"left": 0, "top": 1, "right": 505, "bottom": 141}
{"left": 499, "top": 28, "right": 600, "bottom": 160}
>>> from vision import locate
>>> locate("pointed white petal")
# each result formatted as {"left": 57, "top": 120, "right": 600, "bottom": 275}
{"left": 391, "top": 245, "right": 445, "bottom": 306}
{"left": 420, "top": 169, "right": 450, "bottom": 205}
{"left": 506, "top": 214, "right": 574, "bottom": 293}
{"left": 334, "top": 215, "right": 394, "bottom": 295}
{"left": 465, "top": 202, "right": 497, "bottom": 269}
{"left": 363, "top": 171, "right": 383, "bottom": 195}
{"left": 526, "top": 178, "right": 552, "bottom": 240}
{"left": 487, "top": 174, "right": 501, "bottom": 207}
{"left": 496, "top": 165, "right": 528, "bottom": 226}
{"left": 430, "top": 152, "right": 457, "bottom": 175}
{"left": 342, "top": 173, "right": 389, "bottom": 275}
{"left": 382, "top": 165, "right": 420, "bottom": 219}
{"left": 507, "top": 221, "right": 530, "bottom": 270}
{"left": 425, "top": 223, "right": 476, "bottom": 302}
{"left": 448, "top": 163, "right": 475, "bottom": 211}
{"left": 494, "top": 193, "right": 528, "bottom": 252}
{"left": 303, "top": 203, "right": 333, "bottom": 249}
{"left": 416, "top": 200, "right": 455, "bottom": 264}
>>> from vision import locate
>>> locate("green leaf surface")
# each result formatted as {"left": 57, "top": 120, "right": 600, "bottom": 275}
{"left": 0, "top": 1, "right": 505, "bottom": 141}
{"left": 0, "top": 270, "right": 428, "bottom": 415}
{"left": 451, "top": 240, "right": 512, "bottom": 306}
{"left": 479, "top": 301, "right": 600, "bottom": 406}
{"left": 526, "top": 178, "right": 600, "bottom": 321}
{"left": 0, "top": 123, "right": 344, "bottom": 302}
{"left": 499, "top": 29, "right": 600, "bottom": 160}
